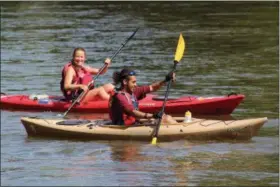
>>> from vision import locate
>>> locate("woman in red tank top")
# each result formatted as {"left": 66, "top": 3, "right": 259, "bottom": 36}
{"left": 60, "top": 48, "right": 114, "bottom": 103}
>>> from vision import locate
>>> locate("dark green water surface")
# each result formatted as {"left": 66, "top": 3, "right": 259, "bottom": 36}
{"left": 1, "top": 2, "right": 279, "bottom": 186}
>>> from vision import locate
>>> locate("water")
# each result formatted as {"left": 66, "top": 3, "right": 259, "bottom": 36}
{"left": 1, "top": 2, "right": 279, "bottom": 186}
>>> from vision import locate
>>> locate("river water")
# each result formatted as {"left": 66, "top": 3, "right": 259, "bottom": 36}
{"left": 1, "top": 1, "right": 279, "bottom": 186}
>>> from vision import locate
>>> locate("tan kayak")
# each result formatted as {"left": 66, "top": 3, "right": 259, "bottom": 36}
{"left": 20, "top": 116, "right": 267, "bottom": 141}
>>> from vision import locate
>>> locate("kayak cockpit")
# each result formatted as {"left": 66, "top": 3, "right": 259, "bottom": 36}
{"left": 54, "top": 119, "right": 159, "bottom": 128}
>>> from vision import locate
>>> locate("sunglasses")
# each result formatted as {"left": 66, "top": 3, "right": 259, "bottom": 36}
{"left": 128, "top": 71, "right": 136, "bottom": 76}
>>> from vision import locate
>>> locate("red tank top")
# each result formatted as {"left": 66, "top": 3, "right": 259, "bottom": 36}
{"left": 60, "top": 62, "right": 93, "bottom": 100}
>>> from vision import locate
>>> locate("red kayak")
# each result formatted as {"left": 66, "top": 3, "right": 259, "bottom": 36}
{"left": 0, "top": 92, "right": 244, "bottom": 115}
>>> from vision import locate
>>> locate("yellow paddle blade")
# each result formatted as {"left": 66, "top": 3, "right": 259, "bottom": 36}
{"left": 174, "top": 33, "right": 185, "bottom": 63}
{"left": 151, "top": 137, "right": 157, "bottom": 145}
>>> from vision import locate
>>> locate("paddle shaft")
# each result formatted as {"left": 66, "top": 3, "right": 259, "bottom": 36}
{"left": 152, "top": 61, "right": 178, "bottom": 138}
{"left": 62, "top": 27, "right": 139, "bottom": 118}
{"left": 92, "top": 27, "right": 139, "bottom": 81}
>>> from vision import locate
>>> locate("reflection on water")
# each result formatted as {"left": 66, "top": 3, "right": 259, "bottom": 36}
{"left": 1, "top": 1, "right": 278, "bottom": 186}
{"left": 171, "top": 151, "right": 279, "bottom": 186}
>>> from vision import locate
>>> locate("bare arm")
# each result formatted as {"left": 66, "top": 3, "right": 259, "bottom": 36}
{"left": 64, "top": 67, "right": 88, "bottom": 92}
{"left": 84, "top": 58, "right": 111, "bottom": 75}
{"left": 124, "top": 108, "right": 154, "bottom": 120}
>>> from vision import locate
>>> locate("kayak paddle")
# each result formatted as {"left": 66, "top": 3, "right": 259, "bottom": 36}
{"left": 151, "top": 33, "right": 185, "bottom": 145}
{"left": 61, "top": 27, "right": 139, "bottom": 118}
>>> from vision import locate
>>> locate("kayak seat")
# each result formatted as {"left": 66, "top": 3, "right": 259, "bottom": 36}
{"left": 56, "top": 119, "right": 92, "bottom": 126}
{"left": 50, "top": 96, "right": 70, "bottom": 102}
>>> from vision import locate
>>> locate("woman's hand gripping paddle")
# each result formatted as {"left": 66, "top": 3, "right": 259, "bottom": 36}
{"left": 151, "top": 33, "right": 185, "bottom": 145}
